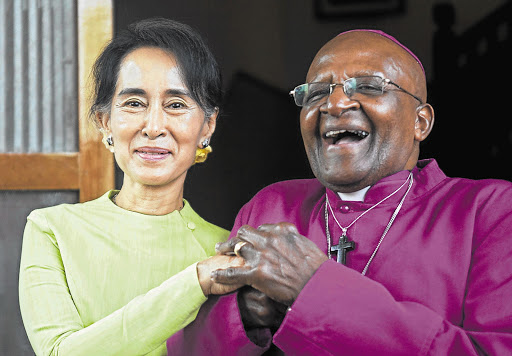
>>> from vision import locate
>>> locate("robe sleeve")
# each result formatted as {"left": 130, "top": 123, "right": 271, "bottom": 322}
{"left": 166, "top": 205, "right": 271, "bottom": 355}
{"left": 166, "top": 294, "right": 271, "bottom": 355}
{"left": 273, "top": 205, "right": 512, "bottom": 355}
{"left": 19, "top": 211, "right": 208, "bottom": 356}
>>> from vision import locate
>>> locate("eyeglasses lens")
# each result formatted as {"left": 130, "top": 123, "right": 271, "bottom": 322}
{"left": 293, "top": 77, "right": 386, "bottom": 107}
{"left": 294, "top": 83, "right": 329, "bottom": 106}
{"left": 348, "top": 77, "right": 385, "bottom": 98}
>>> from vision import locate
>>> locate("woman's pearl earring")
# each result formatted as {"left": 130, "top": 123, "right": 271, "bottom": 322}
{"left": 100, "top": 129, "right": 115, "bottom": 153}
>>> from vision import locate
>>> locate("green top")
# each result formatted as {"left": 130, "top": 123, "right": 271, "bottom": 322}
{"left": 19, "top": 191, "right": 229, "bottom": 356}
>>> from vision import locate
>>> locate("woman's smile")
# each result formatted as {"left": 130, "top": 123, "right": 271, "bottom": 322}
{"left": 134, "top": 146, "right": 172, "bottom": 161}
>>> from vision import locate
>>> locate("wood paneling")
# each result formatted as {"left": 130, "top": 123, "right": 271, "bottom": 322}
{"left": 78, "top": 0, "right": 115, "bottom": 202}
{"left": 0, "top": 153, "right": 79, "bottom": 190}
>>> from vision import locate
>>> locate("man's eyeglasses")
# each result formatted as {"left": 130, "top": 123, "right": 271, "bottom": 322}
{"left": 289, "top": 76, "right": 423, "bottom": 107}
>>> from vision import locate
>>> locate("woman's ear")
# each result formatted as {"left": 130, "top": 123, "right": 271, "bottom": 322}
{"left": 414, "top": 103, "right": 434, "bottom": 142}
{"left": 98, "top": 112, "right": 110, "bottom": 132}
{"left": 200, "top": 108, "right": 219, "bottom": 144}
{"left": 97, "top": 112, "right": 115, "bottom": 152}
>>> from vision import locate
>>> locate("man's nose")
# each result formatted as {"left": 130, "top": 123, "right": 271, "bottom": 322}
{"left": 323, "top": 85, "right": 360, "bottom": 116}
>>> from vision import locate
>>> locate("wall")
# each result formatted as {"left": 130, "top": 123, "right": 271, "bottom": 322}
{"left": 1, "top": 191, "right": 77, "bottom": 354}
{"left": 116, "top": 0, "right": 507, "bottom": 89}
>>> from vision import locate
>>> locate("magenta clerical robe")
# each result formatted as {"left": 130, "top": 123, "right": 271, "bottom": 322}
{"left": 167, "top": 159, "right": 512, "bottom": 355}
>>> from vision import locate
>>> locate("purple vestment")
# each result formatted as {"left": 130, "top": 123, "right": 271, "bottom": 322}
{"left": 167, "top": 159, "right": 512, "bottom": 355}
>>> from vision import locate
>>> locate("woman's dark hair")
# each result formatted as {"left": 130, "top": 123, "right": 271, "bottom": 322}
{"left": 89, "top": 17, "right": 222, "bottom": 124}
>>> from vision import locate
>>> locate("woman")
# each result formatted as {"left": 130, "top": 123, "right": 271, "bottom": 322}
{"left": 19, "top": 18, "right": 242, "bottom": 356}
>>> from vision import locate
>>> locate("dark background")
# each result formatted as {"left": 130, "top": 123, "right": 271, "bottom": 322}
{"left": 114, "top": 0, "right": 512, "bottom": 230}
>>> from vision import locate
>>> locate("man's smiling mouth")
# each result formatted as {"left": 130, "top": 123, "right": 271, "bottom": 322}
{"left": 324, "top": 129, "right": 369, "bottom": 144}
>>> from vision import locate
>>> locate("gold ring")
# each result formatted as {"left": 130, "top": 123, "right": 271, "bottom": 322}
{"left": 233, "top": 241, "right": 247, "bottom": 257}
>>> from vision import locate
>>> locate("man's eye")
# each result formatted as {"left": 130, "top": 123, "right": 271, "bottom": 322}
{"left": 305, "top": 87, "right": 329, "bottom": 103}
{"left": 355, "top": 83, "right": 383, "bottom": 94}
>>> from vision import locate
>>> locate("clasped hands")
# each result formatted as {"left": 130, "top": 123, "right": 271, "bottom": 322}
{"left": 209, "top": 222, "right": 328, "bottom": 331}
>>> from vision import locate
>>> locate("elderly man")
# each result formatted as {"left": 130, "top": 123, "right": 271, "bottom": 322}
{"left": 167, "top": 30, "right": 512, "bottom": 355}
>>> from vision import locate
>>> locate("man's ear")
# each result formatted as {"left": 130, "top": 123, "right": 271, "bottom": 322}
{"left": 414, "top": 104, "right": 434, "bottom": 142}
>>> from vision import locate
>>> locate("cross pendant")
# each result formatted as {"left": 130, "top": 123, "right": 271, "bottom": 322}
{"left": 330, "top": 232, "right": 355, "bottom": 265}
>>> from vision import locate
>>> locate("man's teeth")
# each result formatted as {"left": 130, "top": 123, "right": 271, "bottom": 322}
{"left": 325, "top": 130, "right": 369, "bottom": 139}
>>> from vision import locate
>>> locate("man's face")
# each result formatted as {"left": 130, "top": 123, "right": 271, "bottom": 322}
{"left": 300, "top": 32, "right": 427, "bottom": 192}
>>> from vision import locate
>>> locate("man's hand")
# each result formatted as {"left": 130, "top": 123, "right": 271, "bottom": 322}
{"left": 238, "top": 286, "right": 288, "bottom": 332}
{"left": 197, "top": 255, "right": 245, "bottom": 296}
{"left": 213, "top": 223, "right": 328, "bottom": 305}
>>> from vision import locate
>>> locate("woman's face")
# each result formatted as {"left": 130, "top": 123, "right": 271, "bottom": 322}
{"left": 100, "top": 46, "right": 217, "bottom": 189}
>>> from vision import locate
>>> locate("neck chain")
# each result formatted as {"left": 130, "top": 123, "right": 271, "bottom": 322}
{"left": 325, "top": 172, "right": 414, "bottom": 275}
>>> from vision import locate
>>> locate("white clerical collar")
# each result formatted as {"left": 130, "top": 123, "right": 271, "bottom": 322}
{"left": 337, "top": 186, "right": 371, "bottom": 202}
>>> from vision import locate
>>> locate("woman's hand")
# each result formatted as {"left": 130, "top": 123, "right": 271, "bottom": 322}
{"left": 196, "top": 255, "right": 245, "bottom": 296}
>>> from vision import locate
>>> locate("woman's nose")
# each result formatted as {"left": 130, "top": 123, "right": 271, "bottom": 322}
{"left": 142, "top": 106, "right": 167, "bottom": 139}
{"left": 322, "top": 85, "right": 360, "bottom": 116}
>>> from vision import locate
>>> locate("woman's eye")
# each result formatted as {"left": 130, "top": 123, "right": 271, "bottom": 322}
{"left": 169, "top": 102, "right": 184, "bottom": 109}
{"left": 124, "top": 100, "right": 145, "bottom": 108}
{"left": 166, "top": 101, "right": 188, "bottom": 110}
